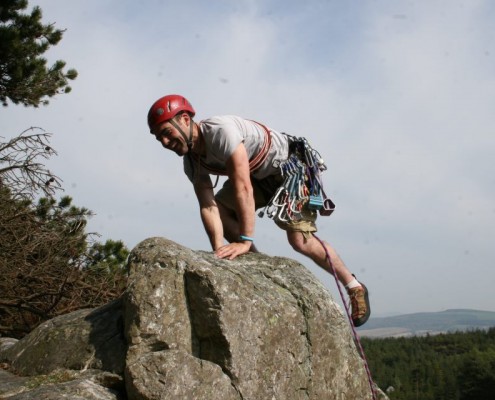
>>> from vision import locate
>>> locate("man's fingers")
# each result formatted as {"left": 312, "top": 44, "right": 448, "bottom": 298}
{"left": 215, "top": 243, "right": 249, "bottom": 260}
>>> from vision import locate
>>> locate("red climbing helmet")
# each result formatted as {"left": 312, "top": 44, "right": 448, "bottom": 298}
{"left": 147, "top": 94, "right": 196, "bottom": 131}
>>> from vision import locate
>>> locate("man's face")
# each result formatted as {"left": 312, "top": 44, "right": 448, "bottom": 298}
{"left": 151, "top": 117, "right": 188, "bottom": 156}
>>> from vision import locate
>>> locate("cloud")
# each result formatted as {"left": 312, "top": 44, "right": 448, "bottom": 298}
{"left": 2, "top": 0, "right": 494, "bottom": 315}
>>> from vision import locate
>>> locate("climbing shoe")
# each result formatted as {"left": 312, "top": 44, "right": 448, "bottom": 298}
{"left": 348, "top": 283, "right": 370, "bottom": 327}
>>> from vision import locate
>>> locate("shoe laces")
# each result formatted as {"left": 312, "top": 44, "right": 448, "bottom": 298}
{"left": 348, "top": 287, "right": 366, "bottom": 318}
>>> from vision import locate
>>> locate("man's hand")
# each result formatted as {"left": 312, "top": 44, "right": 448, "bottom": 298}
{"left": 215, "top": 242, "right": 251, "bottom": 260}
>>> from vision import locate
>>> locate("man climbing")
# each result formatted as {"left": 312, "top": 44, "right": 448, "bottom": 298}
{"left": 147, "top": 94, "right": 370, "bottom": 327}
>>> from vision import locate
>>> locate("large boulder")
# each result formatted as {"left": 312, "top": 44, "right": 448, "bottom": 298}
{"left": 1, "top": 299, "right": 125, "bottom": 376}
{"left": 0, "top": 237, "right": 383, "bottom": 400}
{"left": 0, "top": 368, "right": 122, "bottom": 400}
{"left": 123, "top": 237, "right": 375, "bottom": 400}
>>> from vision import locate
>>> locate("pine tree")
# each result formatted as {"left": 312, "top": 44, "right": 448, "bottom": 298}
{"left": 0, "top": 0, "right": 77, "bottom": 107}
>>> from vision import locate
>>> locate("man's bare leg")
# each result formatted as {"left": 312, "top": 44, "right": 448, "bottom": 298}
{"left": 286, "top": 230, "right": 370, "bottom": 326}
{"left": 217, "top": 202, "right": 259, "bottom": 252}
{"left": 286, "top": 231, "right": 354, "bottom": 284}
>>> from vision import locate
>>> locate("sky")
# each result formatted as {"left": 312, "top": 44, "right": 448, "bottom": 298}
{"left": 2, "top": 0, "right": 495, "bottom": 317}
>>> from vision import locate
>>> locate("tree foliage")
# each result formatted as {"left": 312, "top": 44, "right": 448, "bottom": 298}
{"left": 0, "top": 130, "right": 128, "bottom": 338}
{"left": 362, "top": 328, "right": 495, "bottom": 400}
{"left": 0, "top": 0, "right": 78, "bottom": 107}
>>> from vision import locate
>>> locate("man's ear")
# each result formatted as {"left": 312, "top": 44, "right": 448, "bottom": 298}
{"left": 179, "top": 111, "right": 191, "bottom": 126}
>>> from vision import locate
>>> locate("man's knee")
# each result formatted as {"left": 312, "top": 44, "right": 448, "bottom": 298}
{"left": 287, "top": 231, "right": 310, "bottom": 254}
{"left": 217, "top": 200, "right": 235, "bottom": 220}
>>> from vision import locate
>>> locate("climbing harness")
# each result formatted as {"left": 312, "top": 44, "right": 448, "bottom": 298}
{"left": 313, "top": 234, "right": 378, "bottom": 400}
{"left": 258, "top": 137, "right": 335, "bottom": 222}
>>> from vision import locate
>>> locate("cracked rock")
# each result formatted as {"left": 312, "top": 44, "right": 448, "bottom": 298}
{"left": 123, "top": 237, "right": 374, "bottom": 399}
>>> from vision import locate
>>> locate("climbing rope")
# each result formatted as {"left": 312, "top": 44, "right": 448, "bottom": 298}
{"left": 313, "top": 234, "right": 378, "bottom": 400}
{"left": 258, "top": 136, "right": 377, "bottom": 398}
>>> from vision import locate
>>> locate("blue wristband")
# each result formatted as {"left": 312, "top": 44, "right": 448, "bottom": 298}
{"left": 239, "top": 235, "right": 254, "bottom": 242}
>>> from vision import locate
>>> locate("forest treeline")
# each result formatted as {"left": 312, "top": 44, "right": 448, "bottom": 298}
{"left": 362, "top": 328, "right": 495, "bottom": 400}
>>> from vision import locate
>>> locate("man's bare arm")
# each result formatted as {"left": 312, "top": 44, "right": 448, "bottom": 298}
{"left": 193, "top": 174, "right": 225, "bottom": 251}
{"left": 214, "top": 143, "right": 255, "bottom": 260}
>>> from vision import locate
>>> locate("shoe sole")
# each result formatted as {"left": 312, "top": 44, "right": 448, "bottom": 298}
{"left": 353, "top": 283, "right": 370, "bottom": 327}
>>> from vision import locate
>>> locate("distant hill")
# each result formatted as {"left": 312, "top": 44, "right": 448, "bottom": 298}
{"left": 357, "top": 309, "right": 495, "bottom": 338}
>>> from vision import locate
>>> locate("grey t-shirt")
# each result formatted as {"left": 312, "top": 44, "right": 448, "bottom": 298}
{"left": 184, "top": 115, "right": 289, "bottom": 182}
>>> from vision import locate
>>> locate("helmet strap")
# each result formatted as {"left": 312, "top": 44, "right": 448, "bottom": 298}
{"left": 169, "top": 114, "right": 194, "bottom": 149}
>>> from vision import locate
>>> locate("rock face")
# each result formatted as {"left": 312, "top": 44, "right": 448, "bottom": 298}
{"left": 2, "top": 300, "right": 126, "bottom": 376}
{"left": 0, "top": 237, "right": 381, "bottom": 400}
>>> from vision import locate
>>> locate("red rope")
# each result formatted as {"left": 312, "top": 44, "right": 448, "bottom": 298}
{"left": 313, "top": 234, "right": 378, "bottom": 400}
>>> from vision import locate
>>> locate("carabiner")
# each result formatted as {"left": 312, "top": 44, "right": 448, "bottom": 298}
{"left": 277, "top": 203, "right": 289, "bottom": 222}
{"left": 273, "top": 191, "right": 288, "bottom": 207}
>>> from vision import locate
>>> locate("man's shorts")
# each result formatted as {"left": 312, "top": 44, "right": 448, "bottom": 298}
{"left": 214, "top": 174, "right": 318, "bottom": 236}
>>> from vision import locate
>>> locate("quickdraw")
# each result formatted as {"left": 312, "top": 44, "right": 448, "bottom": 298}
{"left": 259, "top": 137, "right": 335, "bottom": 221}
